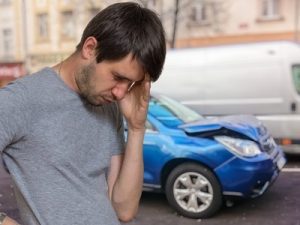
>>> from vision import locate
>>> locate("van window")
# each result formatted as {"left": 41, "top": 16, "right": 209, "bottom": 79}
{"left": 292, "top": 65, "right": 300, "bottom": 95}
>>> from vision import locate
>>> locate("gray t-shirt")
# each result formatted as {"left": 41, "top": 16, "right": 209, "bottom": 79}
{"left": 0, "top": 67, "right": 125, "bottom": 225}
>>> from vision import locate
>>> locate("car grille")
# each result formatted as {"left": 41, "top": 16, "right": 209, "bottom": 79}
{"left": 257, "top": 125, "right": 268, "bottom": 136}
{"left": 257, "top": 125, "right": 276, "bottom": 155}
{"left": 261, "top": 136, "right": 276, "bottom": 155}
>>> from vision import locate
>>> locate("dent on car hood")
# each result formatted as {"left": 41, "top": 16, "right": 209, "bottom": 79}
{"left": 179, "top": 114, "right": 267, "bottom": 141}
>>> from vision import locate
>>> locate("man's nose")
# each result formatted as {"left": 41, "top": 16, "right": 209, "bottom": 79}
{"left": 112, "top": 82, "right": 130, "bottom": 100}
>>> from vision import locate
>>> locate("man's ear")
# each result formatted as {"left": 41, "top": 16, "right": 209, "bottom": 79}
{"left": 81, "top": 36, "right": 97, "bottom": 60}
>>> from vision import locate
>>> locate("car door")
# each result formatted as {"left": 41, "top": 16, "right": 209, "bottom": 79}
{"left": 143, "top": 120, "right": 166, "bottom": 189}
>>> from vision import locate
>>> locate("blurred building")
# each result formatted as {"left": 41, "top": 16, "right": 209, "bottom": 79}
{"left": 0, "top": 0, "right": 300, "bottom": 84}
{"left": 0, "top": 0, "right": 25, "bottom": 87}
{"left": 166, "top": 0, "right": 300, "bottom": 48}
{"left": 22, "top": 0, "right": 106, "bottom": 73}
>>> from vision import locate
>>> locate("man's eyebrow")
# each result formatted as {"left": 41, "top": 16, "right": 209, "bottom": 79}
{"left": 113, "top": 72, "right": 131, "bottom": 81}
{"left": 113, "top": 72, "right": 145, "bottom": 83}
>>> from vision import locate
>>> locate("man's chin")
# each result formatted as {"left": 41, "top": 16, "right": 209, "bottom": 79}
{"left": 82, "top": 96, "right": 103, "bottom": 106}
{"left": 86, "top": 96, "right": 113, "bottom": 106}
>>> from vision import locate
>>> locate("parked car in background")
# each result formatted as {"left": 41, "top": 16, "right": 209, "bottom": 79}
{"left": 152, "top": 41, "right": 300, "bottom": 154}
{"left": 138, "top": 93, "right": 286, "bottom": 219}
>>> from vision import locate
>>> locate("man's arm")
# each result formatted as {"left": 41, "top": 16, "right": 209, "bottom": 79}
{"left": 107, "top": 130, "right": 144, "bottom": 222}
{"left": 0, "top": 84, "right": 28, "bottom": 225}
{"left": 107, "top": 75, "right": 150, "bottom": 222}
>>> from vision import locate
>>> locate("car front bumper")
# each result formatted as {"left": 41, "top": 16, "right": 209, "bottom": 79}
{"left": 215, "top": 147, "right": 286, "bottom": 198}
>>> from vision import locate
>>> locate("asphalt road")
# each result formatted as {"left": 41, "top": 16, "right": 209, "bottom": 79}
{"left": 1, "top": 155, "right": 300, "bottom": 225}
{"left": 128, "top": 171, "right": 300, "bottom": 225}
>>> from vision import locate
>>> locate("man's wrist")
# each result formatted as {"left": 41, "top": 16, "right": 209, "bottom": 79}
{"left": 0, "top": 212, "right": 7, "bottom": 225}
{"left": 127, "top": 127, "right": 145, "bottom": 135}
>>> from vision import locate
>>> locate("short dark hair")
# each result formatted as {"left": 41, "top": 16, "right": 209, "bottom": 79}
{"left": 76, "top": 2, "right": 166, "bottom": 82}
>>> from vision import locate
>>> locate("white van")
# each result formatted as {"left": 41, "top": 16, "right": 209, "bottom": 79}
{"left": 152, "top": 41, "right": 300, "bottom": 154}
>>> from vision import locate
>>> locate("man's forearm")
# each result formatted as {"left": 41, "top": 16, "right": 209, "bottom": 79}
{"left": 111, "top": 128, "right": 145, "bottom": 221}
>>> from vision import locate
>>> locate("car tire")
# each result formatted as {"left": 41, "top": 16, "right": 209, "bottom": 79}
{"left": 165, "top": 162, "right": 222, "bottom": 219}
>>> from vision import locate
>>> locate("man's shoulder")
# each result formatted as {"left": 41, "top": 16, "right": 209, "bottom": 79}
{"left": 0, "top": 67, "right": 56, "bottom": 98}
{"left": 22, "top": 67, "right": 56, "bottom": 83}
{"left": 13, "top": 67, "right": 56, "bottom": 91}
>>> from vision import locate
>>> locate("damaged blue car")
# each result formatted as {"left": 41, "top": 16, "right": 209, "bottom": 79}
{"left": 141, "top": 93, "right": 286, "bottom": 219}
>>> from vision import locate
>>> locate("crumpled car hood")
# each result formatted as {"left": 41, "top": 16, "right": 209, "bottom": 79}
{"left": 179, "top": 114, "right": 268, "bottom": 140}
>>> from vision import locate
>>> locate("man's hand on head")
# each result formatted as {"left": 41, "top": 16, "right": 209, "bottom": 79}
{"left": 118, "top": 74, "right": 151, "bottom": 132}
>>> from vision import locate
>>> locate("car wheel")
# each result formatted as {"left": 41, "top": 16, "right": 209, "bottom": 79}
{"left": 165, "top": 163, "right": 222, "bottom": 219}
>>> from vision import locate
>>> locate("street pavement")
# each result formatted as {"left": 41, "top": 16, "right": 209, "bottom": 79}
{"left": 127, "top": 171, "right": 300, "bottom": 225}
{"left": 1, "top": 156, "right": 300, "bottom": 225}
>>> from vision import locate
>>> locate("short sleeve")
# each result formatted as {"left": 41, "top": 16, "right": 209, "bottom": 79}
{"left": 110, "top": 103, "right": 125, "bottom": 156}
{"left": 0, "top": 82, "right": 28, "bottom": 153}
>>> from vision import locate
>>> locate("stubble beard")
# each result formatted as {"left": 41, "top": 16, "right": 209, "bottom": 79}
{"left": 75, "top": 63, "right": 102, "bottom": 106}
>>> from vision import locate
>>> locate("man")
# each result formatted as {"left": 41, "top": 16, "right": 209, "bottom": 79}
{"left": 0, "top": 2, "right": 166, "bottom": 225}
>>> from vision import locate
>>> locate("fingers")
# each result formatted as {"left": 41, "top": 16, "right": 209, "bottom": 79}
{"left": 142, "top": 83, "right": 150, "bottom": 102}
{"left": 142, "top": 74, "right": 151, "bottom": 102}
{"left": 125, "top": 73, "right": 151, "bottom": 104}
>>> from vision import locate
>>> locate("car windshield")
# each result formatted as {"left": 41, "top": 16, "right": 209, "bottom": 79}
{"left": 149, "top": 94, "right": 203, "bottom": 127}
